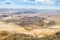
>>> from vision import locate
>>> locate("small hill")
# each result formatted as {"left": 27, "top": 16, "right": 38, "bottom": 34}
{"left": 0, "top": 21, "right": 60, "bottom": 38}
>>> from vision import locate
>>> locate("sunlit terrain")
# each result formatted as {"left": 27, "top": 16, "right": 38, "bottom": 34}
{"left": 0, "top": 9, "right": 60, "bottom": 40}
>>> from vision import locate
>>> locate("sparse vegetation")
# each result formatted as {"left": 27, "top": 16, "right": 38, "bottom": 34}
{"left": 0, "top": 10, "right": 60, "bottom": 40}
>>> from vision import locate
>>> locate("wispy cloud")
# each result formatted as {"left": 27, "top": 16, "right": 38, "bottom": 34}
{"left": 0, "top": 0, "right": 60, "bottom": 9}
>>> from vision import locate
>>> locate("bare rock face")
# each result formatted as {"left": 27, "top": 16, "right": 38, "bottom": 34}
{"left": 44, "top": 20, "right": 56, "bottom": 27}
{"left": 16, "top": 16, "right": 45, "bottom": 27}
{"left": 1, "top": 14, "right": 56, "bottom": 28}
{"left": 17, "top": 16, "right": 56, "bottom": 28}
{"left": 47, "top": 21, "right": 56, "bottom": 26}
{"left": 3, "top": 16, "right": 45, "bottom": 30}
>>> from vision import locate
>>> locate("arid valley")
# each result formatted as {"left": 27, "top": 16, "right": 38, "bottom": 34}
{"left": 0, "top": 9, "right": 60, "bottom": 40}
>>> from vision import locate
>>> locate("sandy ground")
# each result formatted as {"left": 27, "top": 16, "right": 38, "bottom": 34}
{"left": 0, "top": 21, "right": 60, "bottom": 38}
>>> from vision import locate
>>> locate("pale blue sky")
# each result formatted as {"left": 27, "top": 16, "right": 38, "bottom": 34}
{"left": 0, "top": 0, "right": 60, "bottom": 9}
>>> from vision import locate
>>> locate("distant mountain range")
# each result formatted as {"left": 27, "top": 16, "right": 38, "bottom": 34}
{"left": 0, "top": 8, "right": 60, "bottom": 14}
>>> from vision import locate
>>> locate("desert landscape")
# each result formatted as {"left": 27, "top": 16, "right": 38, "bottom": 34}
{"left": 0, "top": 9, "right": 60, "bottom": 40}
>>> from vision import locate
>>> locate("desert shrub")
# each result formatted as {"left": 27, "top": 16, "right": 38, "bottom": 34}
{"left": 56, "top": 31, "right": 60, "bottom": 38}
{"left": 14, "top": 33, "right": 34, "bottom": 40}
{"left": 0, "top": 31, "right": 9, "bottom": 36}
{"left": 0, "top": 31, "right": 15, "bottom": 40}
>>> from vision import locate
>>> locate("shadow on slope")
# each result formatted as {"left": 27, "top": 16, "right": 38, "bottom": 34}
{"left": 13, "top": 31, "right": 60, "bottom": 40}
